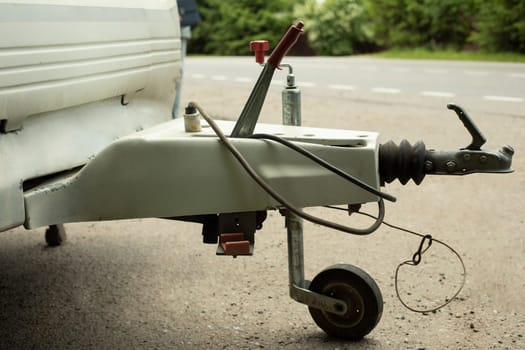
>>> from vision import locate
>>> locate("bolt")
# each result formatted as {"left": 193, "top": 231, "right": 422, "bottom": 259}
{"left": 446, "top": 161, "right": 457, "bottom": 172}
{"left": 463, "top": 153, "right": 471, "bottom": 161}
{"left": 425, "top": 160, "right": 434, "bottom": 172}
{"left": 334, "top": 303, "right": 345, "bottom": 313}
{"left": 479, "top": 155, "right": 487, "bottom": 163}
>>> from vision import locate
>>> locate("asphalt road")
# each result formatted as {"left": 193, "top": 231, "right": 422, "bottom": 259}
{"left": 1, "top": 56, "right": 524, "bottom": 349}
{"left": 184, "top": 56, "right": 525, "bottom": 118}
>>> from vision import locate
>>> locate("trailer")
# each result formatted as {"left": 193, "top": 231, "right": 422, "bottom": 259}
{"left": 0, "top": 1, "right": 514, "bottom": 340}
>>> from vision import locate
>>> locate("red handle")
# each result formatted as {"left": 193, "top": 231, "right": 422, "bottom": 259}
{"left": 267, "top": 21, "right": 304, "bottom": 68}
{"left": 250, "top": 40, "right": 269, "bottom": 64}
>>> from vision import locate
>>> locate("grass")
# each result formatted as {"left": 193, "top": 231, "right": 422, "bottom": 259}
{"left": 372, "top": 48, "right": 525, "bottom": 63}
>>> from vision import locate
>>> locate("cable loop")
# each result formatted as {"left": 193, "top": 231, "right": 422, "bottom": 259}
{"left": 412, "top": 234, "right": 433, "bottom": 266}
{"left": 324, "top": 205, "right": 466, "bottom": 314}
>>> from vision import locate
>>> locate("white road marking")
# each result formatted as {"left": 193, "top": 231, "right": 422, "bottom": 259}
{"left": 328, "top": 84, "right": 356, "bottom": 91}
{"left": 421, "top": 91, "right": 455, "bottom": 98}
{"left": 464, "top": 70, "right": 489, "bottom": 76}
{"left": 361, "top": 65, "right": 378, "bottom": 71}
{"left": 508, "top": 73, "right": 525, "bottom": 78}
{"left": 300, "top": 82, "right": 317, "bottom": 87}
{"left": 371, "top": 87, "right": 401, "bottom": 94}
{"left": 424, "top": 68, "right": 448, "bottom": 74}
{"left": 483, "top": 95, "right": 524, "bottom": 103}
{"left": 188, "top": 75, "right": 525, "bottom": 104}
{"left": 234, "top": 77, "right": 253, "bottom": 83}
{"left": 392, "top": 67, "right": 411, "bottom": 73}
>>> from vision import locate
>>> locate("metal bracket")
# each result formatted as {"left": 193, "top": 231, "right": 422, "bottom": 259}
{"left": 215, "top": 212, "right": 257, "bottom": 257}
{"left": 425, "top": 146, "right": 514, "bottom": 175}
{"left": 290, "top": 283, "right": 348, "bottom": 315}
{"left": 284, "top": 211, "right": 348, "bottom": 316}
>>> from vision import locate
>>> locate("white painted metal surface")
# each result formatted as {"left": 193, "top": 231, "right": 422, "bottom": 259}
{"left": 0, "top": 1, "right": 381, "bottom": 233}
{"left": 23, "top": 119, "right": 380, "bottom": 229}
{"left": 0, "top": 0, "right": 180, "bottom": 230}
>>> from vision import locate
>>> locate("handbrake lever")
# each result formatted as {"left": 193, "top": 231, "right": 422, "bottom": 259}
{"left": 230, "top": 21, "right": 304, "bottom": 138}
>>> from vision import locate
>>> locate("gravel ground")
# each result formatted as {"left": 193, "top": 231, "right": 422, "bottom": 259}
{"left": 1, "top": 73, "right": 523, "bottom": 349}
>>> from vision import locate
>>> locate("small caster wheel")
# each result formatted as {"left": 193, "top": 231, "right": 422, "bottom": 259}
{"left": 308, "top": 264, "right": 383, "bottom": 340}
{"left": 45, "top": 224, "right": 66, "bottom": 247}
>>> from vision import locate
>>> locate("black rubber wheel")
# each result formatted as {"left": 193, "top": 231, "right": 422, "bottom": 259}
{"left": 45, "top": 224, "right": 67, "bottom": 247}
{"left": 308, "top": 264, "right": 383, "bottom": 340}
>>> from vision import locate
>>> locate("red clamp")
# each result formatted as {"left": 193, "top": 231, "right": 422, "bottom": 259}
{"left": 250, "top": 40, "right": 269, "bottom": 64}
{"left": 219, "top": 233, "right": 251, "bottom": 256}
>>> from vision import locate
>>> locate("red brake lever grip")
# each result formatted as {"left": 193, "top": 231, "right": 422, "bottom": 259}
{"left": 267, "top": 21, "right": 304, "bottom": 68}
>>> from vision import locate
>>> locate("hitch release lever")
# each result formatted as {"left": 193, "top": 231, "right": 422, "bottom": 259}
{"left": 447, "top": 103, "right": 486, "bottom": 150}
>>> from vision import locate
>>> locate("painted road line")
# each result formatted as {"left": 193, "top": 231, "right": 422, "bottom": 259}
{"left": 328, "top": 84, "right": 355, "bottom": 91}
{"left": 421, "top": 91, "right": 455, "bottom": 98}
{"left": 211, "top": 75, "right": 227, "bottom": 81}
{"left": 371, "top": 87, "right": 401, "bottom": 94}
{"left": 234, "top": 77, "right": 253, "bottom": 83}
{"left": 464, "top": 70, "right": 489, "bottom": 76}
{"left": 483, "top": 95, "right": 524, "bottom": 103}
{"left": 392, "top": 67, "right": 411, "bottom": 73}
{"left": 191, "top": 73, "right": 206, "bottom": 79}
{"left": 508, "top": 73, "right": 525, "bottom": 78}
{"left": 424, "top": 68, "right": 448, "bottom": 74}
{"left": 300, "top": 82, "right": 317, "bottom": 87}
{"left": 361, "top": 65, "right": 378, "bottom": 71}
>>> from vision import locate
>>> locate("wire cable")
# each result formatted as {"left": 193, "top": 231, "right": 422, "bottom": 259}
{"left": 325, "top": 205, "right": 467, "bottom": 313}
{"left": 190, "top": 101, "right": 464, "bottom": 312}
{"left": 189, "top": 101, "right": 384, "bottom": 235}
{"left": 250, "top": 133, "right": 396, "bottom": 202}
